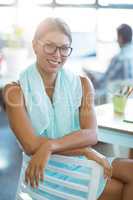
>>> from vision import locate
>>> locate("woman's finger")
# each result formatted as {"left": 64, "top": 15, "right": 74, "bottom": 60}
{"left": 29, "top": 165, "right": 36, "bottom": 188}
{"left": 25, "top": 166, "right": 30, "bottom": 184}
{"left": 35, "top": 166, "right": 40, "bottom": 187}
{"left": 39, "top": 165, "right": 44, "bottom": 182}
{"left": 104, "top": 167, "right": 112, "bottom": 179}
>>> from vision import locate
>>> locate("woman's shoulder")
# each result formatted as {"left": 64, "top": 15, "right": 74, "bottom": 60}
{"left": 4, "top": 82, "right": 21, "bottom": 93}
{"left": 80, "top": 76, "right": 95, "bottom": 94}
{"left": 3, "top": 82, "right": 23, "bottom": 106}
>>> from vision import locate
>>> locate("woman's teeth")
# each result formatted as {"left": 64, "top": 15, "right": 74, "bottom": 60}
{"left": 48, "top": 60, "right": 60, "bottom": 65}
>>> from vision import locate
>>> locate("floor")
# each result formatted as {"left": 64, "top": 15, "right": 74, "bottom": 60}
{"left": 0, "top": 108, "right": 22, "bottom": 200}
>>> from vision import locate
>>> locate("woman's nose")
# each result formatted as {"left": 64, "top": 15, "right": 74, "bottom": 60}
{"left": 54, "top": 47, "right": 61, "bottom": 57}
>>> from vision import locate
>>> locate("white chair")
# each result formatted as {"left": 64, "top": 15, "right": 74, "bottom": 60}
{"left": 16, "top": 154, "right": 103, "bottom": 200}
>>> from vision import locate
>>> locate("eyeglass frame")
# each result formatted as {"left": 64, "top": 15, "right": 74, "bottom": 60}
{"left": 37, "top": 40, "right": 73, "bottom": 57}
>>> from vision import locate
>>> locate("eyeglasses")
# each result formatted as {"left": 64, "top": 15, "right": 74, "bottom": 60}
{"left": 38, "top": 40, "right": 73, "bottom": 57}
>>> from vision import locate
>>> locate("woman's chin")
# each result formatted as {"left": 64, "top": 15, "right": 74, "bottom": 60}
{"left": 44, "top": 65, "right": 61, "bottom": 73}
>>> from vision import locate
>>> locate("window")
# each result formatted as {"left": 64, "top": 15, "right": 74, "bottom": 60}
{"left": 57, "top": 0, "right": 95, "bottom": 4}
{"left": 0, "top": 0, "right": 16, "bottom": 5}
{"left": 0, "top": 7, "right": 16, "bottom": 31}
{"left": 97, "top": 8, "right": 133, "bottom": 69}
{"left": 1, "top": 0, "right": 133, "bottom": 74}
{"left": 34, "top": 0, "right": 52, "bottom": 4}
{"left": 99, "top": 0, "right": 133, "bottom": 5}
{"left": 98, "top": 8, "right": 133, "bottom": 42}
{"left": 53, "top": 7, "right": 96, "bottom": 32}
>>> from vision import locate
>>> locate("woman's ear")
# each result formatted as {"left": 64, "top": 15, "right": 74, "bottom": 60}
{"left": 32, "top": 39, "right": 37, "bottom": 55}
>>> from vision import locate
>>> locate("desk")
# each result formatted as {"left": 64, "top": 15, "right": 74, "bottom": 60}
{"left": 96, "top": 101, "right": 133, "bottom": 149}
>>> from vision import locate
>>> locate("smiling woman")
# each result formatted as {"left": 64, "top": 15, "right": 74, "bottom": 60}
{"left": 31, "top": 18, "right": 72, "bottom": 76}
{"left": 3, "top": 17, "right": 133, "bottom": 200}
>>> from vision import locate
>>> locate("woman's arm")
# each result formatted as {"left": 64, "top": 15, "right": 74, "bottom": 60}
{"left": 4, "top": 77, "right": 97, "bottom": 156}
{"left": 50, "top": 76, "right": 98, "bottom": 154}
{"left": 24, "top": 77, "right": 98, "bottom": 187}
{"left": 3, "top": 84, "right": 50, "bottom": 156}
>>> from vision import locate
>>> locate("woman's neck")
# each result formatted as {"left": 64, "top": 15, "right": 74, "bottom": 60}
{"left": 37, "top": 64, "right": 57, "bottom": 88}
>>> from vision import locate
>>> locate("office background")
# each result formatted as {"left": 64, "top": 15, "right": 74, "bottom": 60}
{"left": 0, "top": 1, "right": 133, "bottom": 199}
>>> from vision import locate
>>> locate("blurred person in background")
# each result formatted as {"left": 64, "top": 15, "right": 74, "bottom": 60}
{"left": 85, "top": 24, "right": 133, "bottom": 159}
{"left": 85, "top": 24, "right": 133, "bottom": 90}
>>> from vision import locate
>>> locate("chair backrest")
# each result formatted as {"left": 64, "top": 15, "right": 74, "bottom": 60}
{"left": 16, "top": 154, "right": 103, "bottom": 200}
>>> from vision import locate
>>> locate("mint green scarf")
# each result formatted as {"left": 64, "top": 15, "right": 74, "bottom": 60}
{"left": 19, "top": 64, "right": 112, "bottom": 199}
{"left": 19, "top": 64, "right": 82, "bottom": 139}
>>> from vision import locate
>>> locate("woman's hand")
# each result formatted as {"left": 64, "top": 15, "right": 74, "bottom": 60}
{"left": 98, "top": 157, "right": 112, "bottom": 179}
{"left": 25, "top": 141, "right": 52, "bottom": 188}
{"left": 83, "top": 148, "right": 112, "bottom": 180}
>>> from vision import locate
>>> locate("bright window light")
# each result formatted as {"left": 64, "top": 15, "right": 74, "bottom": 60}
{"left": 53, "top": 7, "right": 96, "bottom": 32}
{"left": 57, "top": 0, "right": 95, "bottom": 4}
{"left": 97, "top": 9, "right": 133, "bottom": 41}
{"left": 97, "top": 8, "right": 133, "bottom": 67}
{"left": 99, "top": 0, "right": 133, "bottom": 5}
{"left": 0, "top": 7, "right": 16, "bottom": 32}
{"left": 34, "top": 0, "right": 52, "bottom": 4}
{"left": 0, "top": 0, "right": 15, "bottom": 4}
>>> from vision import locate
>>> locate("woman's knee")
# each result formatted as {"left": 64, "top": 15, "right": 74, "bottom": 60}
{"left": 105, "top": 179, "right": 123, "bottom": 197}
{"left": 112, "top": 158, "right": 133, "bottom": 183}
{"left": 98, "top": 178, "right": 123, "bottom": 200}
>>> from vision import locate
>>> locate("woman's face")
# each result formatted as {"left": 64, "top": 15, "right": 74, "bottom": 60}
{"left": 33, "top": 30, "right": 71, "bottom": 74}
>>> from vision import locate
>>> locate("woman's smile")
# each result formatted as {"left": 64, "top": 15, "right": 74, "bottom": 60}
{"left": 47, "top": 59, "right": 61, "bottom": 66}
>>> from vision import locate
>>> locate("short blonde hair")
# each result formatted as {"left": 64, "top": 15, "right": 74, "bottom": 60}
{"left": 33, "top": 17, "right": 72, "bottom": 44}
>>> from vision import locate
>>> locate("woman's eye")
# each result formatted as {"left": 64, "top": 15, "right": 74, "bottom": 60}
{"left": 61, "top": 47, "right": 68, "bottom": 51}
{"left": 46, "top": 44, "right": 55, "bottom": 48}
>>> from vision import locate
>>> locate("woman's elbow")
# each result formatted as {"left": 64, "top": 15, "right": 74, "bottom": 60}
{"left": 93, "top": 129, "right": 98, "bottom": 145}
{"left": 87, "top": 129, "right": 98, "bottom": 146}
{"left": 92, "top": 135, "right": 98, "bottom": 145}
